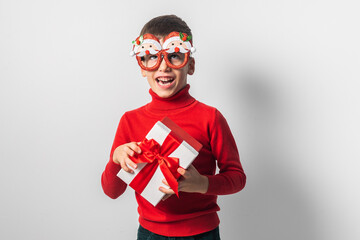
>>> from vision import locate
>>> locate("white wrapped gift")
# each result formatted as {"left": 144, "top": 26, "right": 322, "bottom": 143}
{"left": 117, "top": 117, "right": 202, "bottom": 206}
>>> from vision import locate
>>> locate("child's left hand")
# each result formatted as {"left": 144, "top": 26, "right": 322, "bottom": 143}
{"left": 160, "top": 164, "right": 209, "bottom": 200}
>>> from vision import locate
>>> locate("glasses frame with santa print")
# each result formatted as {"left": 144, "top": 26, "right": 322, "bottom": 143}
{"left": 130, "top": 32, "right": 196, "bottom": 71}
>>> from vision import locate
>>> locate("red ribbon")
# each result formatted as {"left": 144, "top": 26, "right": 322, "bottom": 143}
{"left": 129, "top": 134, "right": 182, "bottom": 197}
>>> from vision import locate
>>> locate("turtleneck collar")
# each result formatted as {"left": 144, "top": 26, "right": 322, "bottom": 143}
{"left": 146, "top": 84, "right": 196, "bottom": 112}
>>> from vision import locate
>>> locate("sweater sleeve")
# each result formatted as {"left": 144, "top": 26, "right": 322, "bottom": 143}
{"left": 205, "top": 110, "right": 246, "bottom": 195}
{"left": 101, "top": 114, "right": 131, "bottom": 199}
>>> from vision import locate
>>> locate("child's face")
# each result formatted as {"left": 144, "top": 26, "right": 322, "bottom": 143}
{"left": 141, "top": 37, "right": 195, "bottom": 98}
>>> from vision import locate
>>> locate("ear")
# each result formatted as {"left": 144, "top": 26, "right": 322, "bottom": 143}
{"left": 187, "top": 58, "right": 195, "bottom": 75}
{"left": 141, "top": 68, "right": 147, "bottom": 77}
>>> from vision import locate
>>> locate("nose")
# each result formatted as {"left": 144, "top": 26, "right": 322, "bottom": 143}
{"left": 158, "top": 55, "right": 171, "bottom": 72}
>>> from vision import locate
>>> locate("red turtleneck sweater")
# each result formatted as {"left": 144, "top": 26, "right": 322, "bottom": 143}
{"left": 101, "top": 85, "right": 246, "bottom": 237}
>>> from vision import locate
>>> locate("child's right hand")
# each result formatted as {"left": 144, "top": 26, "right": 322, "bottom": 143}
{"left": 112, "top": 142, "right": 142, "bottom": 174}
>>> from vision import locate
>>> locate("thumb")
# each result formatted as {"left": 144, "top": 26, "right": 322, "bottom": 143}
{"left": 177, "top": 167, "right": 186, "bottom": 176}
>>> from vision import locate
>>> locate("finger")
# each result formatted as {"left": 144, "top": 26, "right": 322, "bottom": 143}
{"left": 123, "top": 145, "right": 135, "bottom": 157}
{"left": 177, "top": 167, "right": 189, "bottom": 178}
{"left": 128, "top": 142, "right": 142, "bottom": 154}
{"left": 119, "top": 159, "right": 133, "bottom": 173}
{"left": 125, "top": 157, "right": 137, "bottom": 169}
{"left": 163, "top": 179, "right": 183, "bottom": 192}
{"left": 159, "top": 186, "right": 175, "bottom": 195}
{"left": 162, "top": 179, "right": 169, "bottom": 186}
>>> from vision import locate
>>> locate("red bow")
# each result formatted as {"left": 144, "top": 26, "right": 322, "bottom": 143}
{"left": 129, "top": 134, "right": 182, "bottom": 197}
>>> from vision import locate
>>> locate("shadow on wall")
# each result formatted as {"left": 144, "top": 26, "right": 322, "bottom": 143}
{"left": 219, "top": 70, "right": 317, "bottom": 240}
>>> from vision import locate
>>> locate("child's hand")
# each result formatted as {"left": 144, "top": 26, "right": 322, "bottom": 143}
{"left": 112, "top": 142, "right": 141, "bottom": 174}
{"left": 160, "top": 164, "right": 209, "bottom": 198}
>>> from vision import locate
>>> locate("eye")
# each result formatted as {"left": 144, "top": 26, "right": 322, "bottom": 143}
{"left": 142, "top": 54, "right": 158, "bottom": 64}
{"left": 172, "top": 43, "right": 174, "bottom": 45}
{"left": 150, "top": 45, "right": 152, "bottom": 47}
{"left": 149, "top": 55, "right": 158, "bottom": 60}
{"left": 169, "top": 53, "right": 180, "bottom": 59}
{"left": 180, "top": 43, "right": 182, "bottom": 45}
{"left": 142, "top": 46, "right": 144, "bottom": 48}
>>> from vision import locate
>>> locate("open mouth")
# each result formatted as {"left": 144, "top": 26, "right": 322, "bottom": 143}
{"left": 156, "top": 77, "right": 175, "bottom": 86}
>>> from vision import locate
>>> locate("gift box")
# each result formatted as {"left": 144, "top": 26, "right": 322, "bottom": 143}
{"left": 117, "top": 117, "right": 202, "bottom": 206}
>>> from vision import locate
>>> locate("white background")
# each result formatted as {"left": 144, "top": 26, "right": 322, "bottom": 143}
{"left": 1, "top": 0, "right": 359, "bottom": 239}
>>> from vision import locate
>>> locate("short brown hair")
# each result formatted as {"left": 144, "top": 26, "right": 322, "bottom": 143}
{"left": 140, "top": 15, "right": 193, "bottom": 40}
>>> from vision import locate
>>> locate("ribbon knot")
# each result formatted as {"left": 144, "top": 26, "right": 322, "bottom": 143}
{"left": 155, "top": 154, "right": 165, "bottom": 164}
{"left": 129, "top": 135, "right": 181, "bottom": 197}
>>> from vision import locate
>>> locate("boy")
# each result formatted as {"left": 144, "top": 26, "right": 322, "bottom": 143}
{"left": 101, "top": 15, "right": 246, "bottom": 239}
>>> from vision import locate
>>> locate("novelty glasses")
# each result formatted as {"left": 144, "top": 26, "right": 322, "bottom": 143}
{"left": 130, "top": 32, "right": 196, "bottom": 71}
